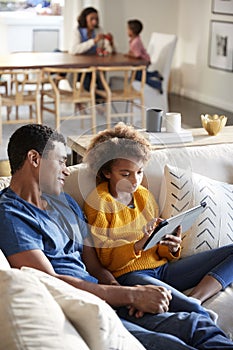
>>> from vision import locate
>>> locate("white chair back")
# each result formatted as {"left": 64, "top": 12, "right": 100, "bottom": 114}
{"left": 137, "top": 32, "right": 177, "bottom": 112}
{"left": 147, "top": 32, "right": 177, "bottom": 83}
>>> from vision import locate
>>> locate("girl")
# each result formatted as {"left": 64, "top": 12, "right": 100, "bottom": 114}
{"left": 84, "top": 123, "right": 233, "bottom": 322}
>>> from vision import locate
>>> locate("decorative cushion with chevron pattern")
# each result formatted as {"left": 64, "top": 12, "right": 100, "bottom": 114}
{"left": 159, "top": 164, "right": 233, "bottom": 258}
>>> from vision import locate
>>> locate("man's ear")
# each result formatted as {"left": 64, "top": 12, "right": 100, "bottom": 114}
{"left": 27, "top": 150, "right": 41, "bottom": 168}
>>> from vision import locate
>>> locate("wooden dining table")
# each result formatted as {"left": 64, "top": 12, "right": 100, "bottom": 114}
{"left": 0, "top": 52, "right": 148, "bottom": 70}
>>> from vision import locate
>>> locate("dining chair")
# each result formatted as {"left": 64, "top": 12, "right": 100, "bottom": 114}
{"left": 0, "top": 75, "right": 8, "bottom": 95}
{"left": 134, "top": 32, "right": 177, "bottom": 113}
{"left": 0, "top": 69, "right": 42, "bottom": 144}
{"left": 41, "top": 67, "right": 96, "bottom": 133}
{"left": 96, "top": 65, "right": 146, "bottom": 128}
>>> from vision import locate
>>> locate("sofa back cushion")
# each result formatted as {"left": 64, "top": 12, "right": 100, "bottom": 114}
{"left": 143, "top": 143, "right": 233, "bottom": 203}
{"left": 0, "top": 176, "right": 11, "bottom": 191}
{"left": 0, "top": 249, "right": 10, "bottom": 270}
{"left": 1, "top": 143, "right": 232, "bottom": 209}
{"left": 64, "top": 143, "right": 233, "bottom": 208}
{"left": 159, "top": 164, "right": 233, "bottom": 257}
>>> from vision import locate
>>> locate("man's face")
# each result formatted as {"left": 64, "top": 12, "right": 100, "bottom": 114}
{"left": 39, "top": 141, "right": 69, "bottom": 195}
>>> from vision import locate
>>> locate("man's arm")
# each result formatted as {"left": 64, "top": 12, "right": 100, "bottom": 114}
{"left": 7, "top": 249, "right": 172, "bottom": 315}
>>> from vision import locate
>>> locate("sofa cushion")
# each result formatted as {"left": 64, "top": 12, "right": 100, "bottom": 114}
{"left": 143, "top": 143, "right": 233, "bottom": 204}
{"left": 0, "top": 249, "right": 10, "bottom": 270}
{"left": 203, "top": 285, "right": 233, "bottom": 340}
{"left": 0, "top": 176, "right": 11, "bottom": 191}
{"left": 159, "top": 164, "right": 233, "bottom": 257}
{"left": 22, "top": 267, "right": 145, "bottom": 350}
{"left": 0, "top": 268, "right": 89, "bottom": 350}
{"left": 64, "top": 163, "right": 96, "bottom": 208}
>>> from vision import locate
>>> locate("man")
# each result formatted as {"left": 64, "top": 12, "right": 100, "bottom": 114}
{"left": 0, "top": 124, "right": 233, "bottom": 350}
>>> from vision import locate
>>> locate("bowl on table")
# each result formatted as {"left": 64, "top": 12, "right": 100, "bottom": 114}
{"left": 201, "top": 114, "right": 227, "bottom": 136}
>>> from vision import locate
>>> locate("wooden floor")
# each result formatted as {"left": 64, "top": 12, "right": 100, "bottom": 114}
{"left": 169, "top": 93, "right": 232, "bottom": 129}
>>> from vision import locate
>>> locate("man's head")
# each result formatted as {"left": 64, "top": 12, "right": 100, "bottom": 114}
{"left": 8, "top": 124, "right": 69, "bottom": 196}
{"left": 8, "top": 124, "right": 66, "bottom": 175}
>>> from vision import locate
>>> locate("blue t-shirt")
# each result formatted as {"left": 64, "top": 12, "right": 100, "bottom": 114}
{"left": 0, "top": 188, "right": 97, "bottom": 283}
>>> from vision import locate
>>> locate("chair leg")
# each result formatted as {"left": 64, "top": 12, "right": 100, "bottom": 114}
{"left": 130, "top": 101, "right": 133, "bottom": 125}
{"left": 29, "top": 105, "right": 33, "bottom": 119}
{"left": 40, "top": 93, "right": 45, "bottom": 124}
{"left": 16, "top": 106, "right": 19, "bottom": 120}
{"left": 36, "top": 97, "right": 41, "bottom": 124}
{"left": 55, "top": 98, "right": 60, "bottom": 131}
{"left": 91, "top": 103, "right": 96, "bottom": 134}
{"left": 6, "top": 106, "right": 11, "bottom": 120}
{"left": 141, "top": 97, "right": 146, "bottom": 129}
{"left": 81, "top": 110, "right": 84, "bottom": 129}
{"left": 105, "top": 97, "right": 112, "bottom": 128}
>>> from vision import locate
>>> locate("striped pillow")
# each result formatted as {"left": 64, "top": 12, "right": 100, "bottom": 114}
{"left": 159, "top": 164, "right": 233, "bottom": 257}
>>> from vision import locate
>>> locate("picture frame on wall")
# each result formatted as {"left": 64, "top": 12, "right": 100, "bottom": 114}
{"left": 209, "top": 20, "right": 233, "bottom": 71}
{"left": 212, "top": 0, "right": 233, "bottom": 15}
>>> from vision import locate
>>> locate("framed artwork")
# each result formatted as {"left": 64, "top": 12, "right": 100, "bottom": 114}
{"left": 212, "top": 0, "right": 233, "bottom": 15}
{"left": 209, "top": 21, "right": 233, "bottom": 71}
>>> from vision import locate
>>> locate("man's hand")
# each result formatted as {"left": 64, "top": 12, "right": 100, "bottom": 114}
{"left": 128, "top": 285, "right": 172, "bottom": 318}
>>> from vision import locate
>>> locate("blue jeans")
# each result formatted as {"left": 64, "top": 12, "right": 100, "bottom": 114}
{"left": 117, "top": 244, "right": 233, "bottom": 316}
{"left": 119, "top": 310, "right": 233, "bottom": 349}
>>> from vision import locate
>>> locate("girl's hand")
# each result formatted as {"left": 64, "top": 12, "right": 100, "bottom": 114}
{"left": 159, "top": 226, "right": 182, "bottom": 253}
{"left": 134, "top": 218, "right": 163, "bottom": 254}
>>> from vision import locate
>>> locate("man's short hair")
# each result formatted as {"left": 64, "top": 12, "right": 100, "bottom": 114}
{"left": 8, "top": 124, "right": 66, "bottom": 175}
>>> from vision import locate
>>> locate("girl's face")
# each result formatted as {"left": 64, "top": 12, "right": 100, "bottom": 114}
{"left": 86, "top": 12, "right": 99, "bottom": 30}
{"left": 104, "top": 158, "right": 144, "bottom": 196}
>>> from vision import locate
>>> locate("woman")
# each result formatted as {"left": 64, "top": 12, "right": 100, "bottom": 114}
{"left": 69, "top": 6, "right": 114, "bottom": 55}
{"left": 68, "top": 7, "right": 114, "bottom": 105}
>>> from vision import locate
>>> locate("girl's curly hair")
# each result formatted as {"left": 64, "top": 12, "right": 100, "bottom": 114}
{"left": 83, "top": 123, "right": 151, "bottom": 184}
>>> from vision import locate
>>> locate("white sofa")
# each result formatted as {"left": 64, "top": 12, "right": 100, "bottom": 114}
{"left": 0, "top": 252, "right": 145, "bottom": 350}
{"left": 0, "top": 142, "right": 233, "bottom": 347}
{"left": 64, "top": 142, "right": 233, "bottom": 339}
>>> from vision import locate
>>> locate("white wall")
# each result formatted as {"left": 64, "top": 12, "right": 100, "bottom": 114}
{"left": 102, "top": 0, "right": 179, "bottom": 53}
{"left": 176, "top": 0, "right": 233, "bottom": 112}
{"left": 65, "top": 0, "right": 233, "bottom": 112}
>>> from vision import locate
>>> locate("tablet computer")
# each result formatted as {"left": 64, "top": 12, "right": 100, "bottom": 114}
{"left": 143, "top": 202, "right": 207, "bottom": 251}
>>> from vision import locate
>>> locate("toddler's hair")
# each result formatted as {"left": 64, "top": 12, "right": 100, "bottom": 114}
{"left": 128, "top": 19, "right": 143, "bottom": 36}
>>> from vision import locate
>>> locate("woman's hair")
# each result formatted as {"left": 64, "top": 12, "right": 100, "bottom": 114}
{"left": 84, "top": 123, "right": 151, "bottom": 184}
{"left": 128, "top": 19, "right": 143, "bottom": 36}
{"left": 8, "top": 124, "right": 65, "bottom": 175}
{"left": 77, "top": 7, "right": 99, "bottom": 28}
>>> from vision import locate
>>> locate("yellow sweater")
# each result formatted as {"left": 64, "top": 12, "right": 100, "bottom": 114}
{"left": 84, "top": 182, "right": 180, "bottom": 278}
